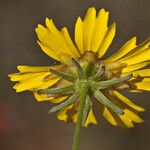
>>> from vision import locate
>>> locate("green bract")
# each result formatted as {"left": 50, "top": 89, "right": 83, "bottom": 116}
{"left": 38, "top": 55, "right": 132, "bottom": 117}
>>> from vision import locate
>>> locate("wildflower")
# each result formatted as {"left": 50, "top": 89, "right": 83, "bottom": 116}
{"left": 9, "top": 7, "right": 150, "bottom": 129}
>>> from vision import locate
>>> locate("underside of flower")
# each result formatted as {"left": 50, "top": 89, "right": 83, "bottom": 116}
{"left": 38, "top": 52, "right": 133, "bottom": 125}
{"left": 8, "top": 7, "right": 149, "bottom": 129}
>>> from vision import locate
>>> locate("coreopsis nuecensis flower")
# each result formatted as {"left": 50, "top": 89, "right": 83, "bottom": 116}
{"left": 9, "top": 7, "right": 150, "bottom": 128}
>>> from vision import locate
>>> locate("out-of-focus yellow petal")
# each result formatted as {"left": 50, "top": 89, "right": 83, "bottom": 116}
{"left": 98, "top": 91, "right": 144, "bottom": 128}
{"left": 98, "top": 23, "right": 116, "bottom": 58}
{"left": 70, "top": 109, "right": 97, "bottom": 127}
{"left": 84, "top": 109, "right": 97, "bottom": 127}
{"left": 83, "top": 7, "right": 96, "bottom": 51}
{"left": 71, "top": 113, "right": 77, "bottom": 123}
{"left": 75, "top": 17, "right": 84, "bottom": 54}
{"left": 111, "top": 91, "right": 145, "bottom": 112}
{"left": 91, "top": 9, "right": 109, "bottom": 52}
{"left": 61, "top": 27, "right": 80, "bottom": 57}
{"left": 57, "top": 104, "right": 97, "bottom": 126}
{"left": 134, "top": 79, "right": 150, "bottom": 91}
{"left": 100, "top": 104, "right": 142, "bottom": 128}
{"left": 122, "top": 68, "right": 150, "bottom": 78}
{"left": 57, "top": 104, "right": 75, "bottom": 122}
{"left": 124, "top": 109, "right": 144, "bottom": 123}
{"left": 119, "top": 114, "right": 134, "bottom": 128}
{"left": 129, "top": 89, "right": 145, "bottom": 93}
{"left": 102, "top": 107, "right": 117, "bottom": 126}
{"left": 105, "top": 37, "right": 137, "bottom": 62}
{"left": 122, "top": 61, "right": 150, "bottom": 73}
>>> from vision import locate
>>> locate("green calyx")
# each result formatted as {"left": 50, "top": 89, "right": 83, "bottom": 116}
{"left": 38, "top": 56, "right": 132, "bottom": 116}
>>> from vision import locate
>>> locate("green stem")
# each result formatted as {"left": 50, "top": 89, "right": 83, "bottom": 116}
{"left": 72, "top": 85, "right": 88, "bottom": 150}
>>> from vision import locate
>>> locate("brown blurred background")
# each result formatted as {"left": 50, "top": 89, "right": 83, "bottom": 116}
{"left": 0, "top": 0, "right": 150, "bottom": 150}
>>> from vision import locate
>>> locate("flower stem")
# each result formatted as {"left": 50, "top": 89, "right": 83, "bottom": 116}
{"left": 72, "top": 86, "right": 88, "bottom": 150}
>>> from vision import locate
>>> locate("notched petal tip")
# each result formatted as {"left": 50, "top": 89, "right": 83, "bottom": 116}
{"left": 111, "top": 22, "right": 116, "bottom": 28}
{"left": 138, "top": 107, "right": 146, "bottom": 112}
{"left": 132, "top": 36, "right": 137, "bottom": 42}
{"left": 8, "top": 73, "right": 14, "bottom": 79}
{"left": 13, "top": 85, "right": 22, "bottom": 93}
{"left": 99, "top": 8, "right": 106, "bottom": 13}
{"left": 45, "top": 17, "right": 53, "bottom": 26}
{"left": 76, "top": 16, "right": 82, "bottom": 22}
{"left": 45, "top": 17, "right": 50, "bottom": 22}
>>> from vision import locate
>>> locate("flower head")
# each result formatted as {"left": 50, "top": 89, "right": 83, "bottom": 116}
{"left": 9, "top": 7, "right": 150, "bottom": 128}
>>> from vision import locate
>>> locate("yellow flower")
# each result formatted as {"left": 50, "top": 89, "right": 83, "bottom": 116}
{"left": 9, "top": 7, "right": 150, "bottom": 128}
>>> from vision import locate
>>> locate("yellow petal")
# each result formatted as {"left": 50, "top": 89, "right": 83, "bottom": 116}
{"left": 45, "top": 18, "right": 74, "bottom": 56}
{"left": 8, "top": 65, "right": 62, "bottom": 92}
{"left": 119, "top": 114, "right": 134, "bottom": 128}
{"left": 36, "top": 24, "right": 73, "bottom": 63}
{"left": 118, "top": 37, "right": 150, "bottom": 64}
{"left": 50, "top": 96, "right": 68, "bottom": 103}
{"left": 102, "top": 107, "right": 117, "bottom": 126}
{"left": 122, "top": 37, "right": 150, "bottom": 59}
{"left": 71, "top": 113, "right": 77, "bottom": 123}
{"left": 134, "top": 80, "right": 150, "bottom": 91}
{"left": 132, "top": 69, "right": 150, "bottom": 77}
{"left": 111, "top": 91, "right": 145, "bottom": 112}
{"left": 122, "top": 61, "right": 150, "bottom": 73}
{"left": 37, "top": 77, "right": 60, "bottom": 90}
{"left": 57, "top": 106, "right": 97, "bottom": 126}
{"left": 105, "top": 37, "right": 137, "bottom": 62}
{"left": 91, "top": 8, "right": 109, "bottom": 52}
{"left": 98, "top": 23, "right": 116, "bottom": 58}
{"left": 124, "top": 109, "right": 144, "bottom": 123}
{"left": 34, "top": 92, "right": 68, "bottom": 103}
{"left": 17, "top": 65, "right": 62, "bottom": 73}
{"left": 118, "top": 48, "right": 150, "bottom": 65}
{"left": 57, "top": 103, "right": 75, "bottom": 122}
{"left": 56, "top": 53, "right": 73, "bottom": 65}
{"left": 61, "top": 27, "right": 80, "bottom": 57}
{"left": 8, "top": 72, "right": 45, "bottom": 81}
{"left": 83, "top": 7, "right": 96, "bottom": 51}
{"left": 136, "top": 78, "right": 150, "bottom": 82}
{"left": 135, "top": 84, "right": 150, "bottom": 91}
{"left": 75, "top": 17, "right": 84, "bottom": 54}
{"left": 34, "top": 92, "right": 54, "bottom": 101}
{"left": 129, "top": 89, "right": 145, "bottom": 93}
{"left": 13, "top": 72, "right": 50, "bottom": 92}
{"left": 36, "top": 25, "right": 60, "bottom": 51}
{"left": 84, "top": 109, "right": 97, "bottom": 127}
{"left": 99, "top": 91, "right": 144, "bottom": 128}
{"left": 37, "top": 41, "right": 60, "bottom": 61}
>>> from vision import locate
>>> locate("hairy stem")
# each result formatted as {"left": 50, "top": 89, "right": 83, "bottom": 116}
{"left": 72, "top": 86, "right": 88, "bottom": 150}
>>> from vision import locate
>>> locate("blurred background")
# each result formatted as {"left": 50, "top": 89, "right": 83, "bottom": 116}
{"left": 0, "top": 0, "right": 150, "bottom": 150}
